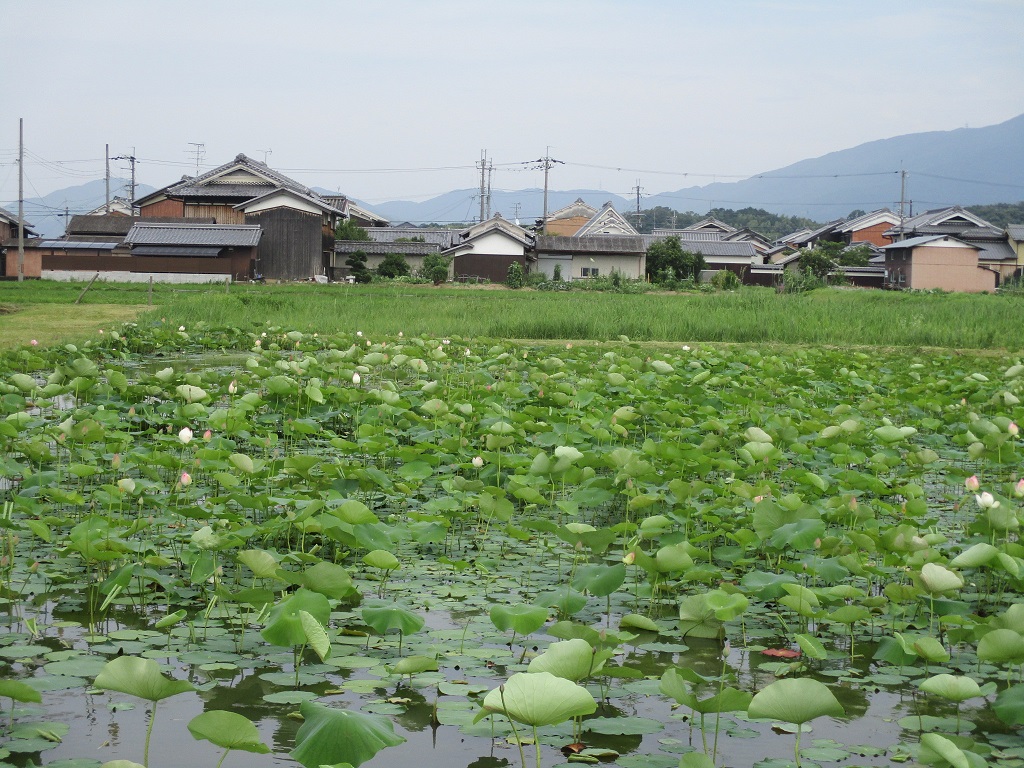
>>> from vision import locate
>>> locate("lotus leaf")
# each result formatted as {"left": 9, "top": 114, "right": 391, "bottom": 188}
{"left": 187, "top": 710, "right": 269, "bottom": 754}
{"left": 528, "top": 639, "right": 612, "bottom": 681}
{"left": 490, "top": 603, "right": 548, "bottom": 636}
{"left": 482, "top": 672, "right": 596, "bottom": 726}
{"left": 261, "top": 589, "right": 332, "bottom": 648}
{"left": 919, "top": 563, "right": 964, "bottom": 595}
{"left": 291, "top": 700, "right": 405, "bottom": 768}
{"left": 978, "top": 628, "right": 1024, "bottom": 664}
{"left": 93, "top": 656, "right": 196, "bottom": 702}
{"left": 747, "top": 678, "right": 844, "bottom": 724}
{"left": 919, "top": 674, "right": 990, "bottom": 702}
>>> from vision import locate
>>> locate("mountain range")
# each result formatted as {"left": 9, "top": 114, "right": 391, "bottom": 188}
{"left": 8, "top": 114, "right": 1022, "bottom": 238}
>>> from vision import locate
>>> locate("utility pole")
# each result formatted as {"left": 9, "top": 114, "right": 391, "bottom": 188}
{"left": 187, "top": 142, "right": 205, "bottom": 176}
{"left": 512, "top": 202, "right": 522, "bottom": 225}
{"left": 105, "top": 143, "right": 111, "bottom": 213}
{"left": 112, "top": 149, "right": 137, "bottom": 208}
{"left": 899, "top": 169, "right": 907, "bottom": 222}
{"left": 538, "top": 148, "right": 563, "bottom": 235}
{"left": 17, "top": 118, "right": 24, "bottom": 282}
{"left": 477, "top": 150, "right": 487, "bottom": 223}
{"left": 486, "top": 158, "right": 494, "bottom": 220}
{"left": 633, "top": 180, "right": 644, "bottom": 229}
{"left": 256, "top": 149, "right": 272, "bottom": 164}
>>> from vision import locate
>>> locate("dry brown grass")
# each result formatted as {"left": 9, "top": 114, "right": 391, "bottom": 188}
{"left": 0, "top": 304, "right": 147, "bottom": 349}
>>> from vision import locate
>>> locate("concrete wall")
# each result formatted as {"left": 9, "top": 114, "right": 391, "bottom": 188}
{"left": 572, "top": 253, "right": 645, "bottom": 280}
{"left": 4, "top": 249, "right": 42, "bottom": 277}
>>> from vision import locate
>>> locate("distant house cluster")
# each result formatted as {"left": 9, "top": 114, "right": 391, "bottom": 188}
{"left": 3, "top": 153, "right": 1021, "bottom": 292}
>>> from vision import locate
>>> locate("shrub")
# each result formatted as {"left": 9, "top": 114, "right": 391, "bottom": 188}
{"left": 552, "top": 263, "right": 563, "bottom": 281}
{"left": 506, "top": 261, "right": 526, "bottom": 289}
{"left": 777, "top": 268, "right": 825, "bottom": 294}
{"left": 345, "top": 250, "right": 372, "bottom": 283}
{"left": 377, "top": 253, "right": 410, "bottom": 279}
{"left": 710, "top": 269, "right": 741, "bottom": 291}
{"left": 420, "top": 253, "right": 451, "bottom": 285}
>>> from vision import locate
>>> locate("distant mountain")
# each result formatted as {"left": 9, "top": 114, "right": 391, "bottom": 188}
{"left": 4, "top": 178, "right": 156, "bottom": 239}
{"left": 355, "top": 115, "right": 1024, "bottom": 226}
{"left": 642, "top": 114, "right": 1024, "bottom": 220}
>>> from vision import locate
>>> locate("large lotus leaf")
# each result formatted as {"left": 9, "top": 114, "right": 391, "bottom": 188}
{"left": 993, "top": 603, "right": 1024, "bottom": 633}
{"left": 894, "top": 632, "right": 950, "bottom": 663}
{"left": 918, "top": 674, "right": 990, "bottom": 703}
{"left": 94, "top": 656, "right": 196, "bottom": 702}
{"left": 236, "top": 549, "right": 281, "bottom": 579}
{"left": 390, "top": 655, "right": 439, "bottom": 676}
{"left": 299, "top": 610, "right": 332, "bottom": 662}
{"left": 918, "top": 732, "right": 987, "bottom": 768}
{"left": 994, "top": 683, "right": 1024, "bottom": 725}
{"left": 678, "top": 594, "right": 723, "bottom": 639}
{"left": 918, "top": 563, "right": 964, "bottom": 595}
{"left": 661, "top": 668, "right": 753, "bottom": 715}
{"left": 949, "top": 543, "right": 1000, "bottom": 569}
{"left": 655, "top": 543, "right": 694, "bottom": 574}
{"left": 490, "top": 603, "right": 549, "bottom": 636}
{"left": 187, "top": 710, "right": 269, "bottom": 753}
{"left": 747, "top": 678, "right": 844, "bottom": 725}
{"left": 978, "top": 628, "right": 1024, "bottom": 664}
{"left": 705, "top": 589, "right": 749, "bottom": 621}
{"left": 873, "top": 425, "right": 917, "bottom": 443}
{"left": 528, "top": 639, "right": 612, "bottom": 681}
{"left": 572, "top": 563, "right": 626, "bottom": 597}
{"left": 363, "top": 549, "right": 400, "bottom": 571}
{"left": 362, "top": 604, "right": 424, "bottom": 637}
{"left": 0, "top": 679, "right": 42, "bottom": 703}
{"left": 293, "top": 561, "right": 354, "bottom": 599}
{"left": 535, "top": 587, "right": 587, "bottom": 616}
{"left": 176, "top": 384, "right": 208, "bottom": 403}
{"left": 290, "top": 701, "right": 405, "bottom": 768}
{"left": 482, "top": 672, "right": 596, "bottom": 726}
{"left": 332, "top": 499, "right": 379, "bottom": 525}
{"left": 261, "top": 589, "right": 331, "bottom": 648}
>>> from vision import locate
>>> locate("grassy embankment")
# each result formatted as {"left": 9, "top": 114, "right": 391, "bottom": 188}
{"left": 0, "top": 280, "right": 1021, "bottom": 350}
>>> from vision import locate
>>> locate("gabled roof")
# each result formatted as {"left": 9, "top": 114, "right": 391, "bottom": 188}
{"left": 321, "top": 196, "right": 390, "bottom": 227}
{"left": 688, "top": 217, "right": 736, "bottom": 233}
{"left": 1007, "top": 224, "right": 1024, "bottom": 242}
{"left": 136, "top": 153, "right": 316, "bottom": 205}
{"left": 787, "top": 219, "right": 845, "bottom": 247}
{"left": 546, "top": 198, "right": 598, "bottom": 221}
{"left": 84, "top": 197, "right": 134, "bottom": 216}
{"left": 885, "top": 206, "right": 999, "bottom": 239}
{"left": 456, "top": 214, "right": 532, "bottom": 247}
{"left": 125, "top": 222, "right": 262, "bottom": 248}
{"left": 880, "top": 234, "right": 979, "bottom": 250}
{"left": 838, "top": 208, "right": 900, "bottom": 233}
{"left": 0, "top": 205, "right": 36, "bottom": 235}
{"left": 576, "top": 202, "right": 638, "bottom": 237}
{"left": 640, "top": 236, "right": 757, "bottom": 259}
{"left": 233, "top": 187, "right": 343, "bottom": 215}
{"left": 68, "top": 215, "right": 214, "bottom": 237}
{"left": 535, "top": 235, "right": 645, "bottom": 254}
{"left": 651, "top": 228, "right": 723, "bottom": 242}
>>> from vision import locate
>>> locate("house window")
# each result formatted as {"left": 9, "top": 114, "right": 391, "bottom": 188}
{"left": 581, "top": 267, "right": 599, "bottom": 277}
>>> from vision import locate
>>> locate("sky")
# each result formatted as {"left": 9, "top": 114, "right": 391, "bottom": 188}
{"left": 2, "top": 0, "right": 1022, "bottom": 214}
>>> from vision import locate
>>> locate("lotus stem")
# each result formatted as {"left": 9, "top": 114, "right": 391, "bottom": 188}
{"left": 499, "top": 686, "right": 527, "bottom": 768}
{"left": 215, "top": 747, "right": 230, "bottom": 768}
{"left": 144, "top": 701, "right": 158, "bottom": 767}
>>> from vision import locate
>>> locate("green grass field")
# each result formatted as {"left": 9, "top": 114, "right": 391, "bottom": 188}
{"left": 0, "top": 280, "right": 1021, "bottom": 350}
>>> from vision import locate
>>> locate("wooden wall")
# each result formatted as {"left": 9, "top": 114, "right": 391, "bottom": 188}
{"left": 184, "top": 204, "right": 246, "bottom": 225}
{"left": 140, "top": 199, "right": 185, "bottom": 217}
{"left": 246, "top": 209, "right": 322, "bottom": 280}
{"left": 454, "top": 253, "right": 528, "bottom": 283}
{"left": 36, "top": 250, "right": 253, "bottom": 278}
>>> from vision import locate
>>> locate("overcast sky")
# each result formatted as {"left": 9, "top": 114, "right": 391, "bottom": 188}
{"left": 2, "top": 0, "right": 1022, "bottom": 210}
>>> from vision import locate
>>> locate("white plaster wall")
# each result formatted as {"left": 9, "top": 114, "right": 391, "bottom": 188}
{"left": 42, "top": 271, "right": 232, "bottom": 284}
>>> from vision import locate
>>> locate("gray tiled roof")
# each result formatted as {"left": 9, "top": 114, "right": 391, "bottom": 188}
{"left": 234, "top": 187, "right": 344, "bottom": 215}
{"left": 176, "top": 183, "right": 279, "bottom": 199}
{"left": 880, "top": 235, "right": 961, "bottom": 249}
{"left": 0, "top": 205, "right": 36, "bottom": 231}
{"left": 38, "top": 240, "right": 118, "bottom": 250}
{"left": 535, "top": 235, "right": 645, "bottom": 254}
{"left": 974, "top": 239, "right": 1016, "bottom": 261}
{"left": 125, "top": 223, "right": 262, "bottom": 248}
{"left": 335, "top": 241, "right": 440, "bottom": 255}
{"left": 366, "top": 227, "right": 457, "bottom": 248}
{"left": 1007, "top": 225, "right": 1024, "bottom": 242}
{"left": 640, "top": 235, "right": 756, "bottom": 258}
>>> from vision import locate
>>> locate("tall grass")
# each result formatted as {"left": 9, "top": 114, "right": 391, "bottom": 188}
{"left": 129, "top": 283, "right": 1024, "bottom": 350}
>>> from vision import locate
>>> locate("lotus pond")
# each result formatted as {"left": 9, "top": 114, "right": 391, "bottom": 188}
{"left": 1, "top": 321, "right": 1024, "bottom": 768}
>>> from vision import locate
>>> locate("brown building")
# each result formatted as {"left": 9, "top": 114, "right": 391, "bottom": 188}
{"left": 881, "top": 235, "right": 997, "bottom": 292}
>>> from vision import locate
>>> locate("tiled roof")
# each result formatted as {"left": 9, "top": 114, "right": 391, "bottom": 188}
{"left": 880, "top": 235, "right": 968, "bottom": 249}
{"left": 366, "top": 227, "right": 457, "bottom": 248}
{"left": 974, "top": 239, "right": 1016, "bottom": 261}
{"left": 0, "top": 205, "right": 35, "bottom": 231}
{"left": 640, "top": 235, "right": 757, "bottom": 258}
{"left": 38, "top": 240, "right": 118, "bottom": 250}
{"left": 125, "top": 223, "right": 262, "bottom": 248}
{"left": 535, "top": 235, "right": 645, "bottom": 254}
{"left": 335, "top": 241, "right": 439, "bottom": 255}
{"left": 234, "top": 187, "right": 344, "bottom": 215}
{"left": 1007, "top": 224, "right": 1024, "bottom": 241}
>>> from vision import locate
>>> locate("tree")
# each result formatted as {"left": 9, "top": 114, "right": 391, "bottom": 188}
{"left": 377, "top": 253, "right": 410, "bottom": 278}
{"left": 646, "top": 236, "right": 704, "bottom": 282}
{"left": 336, "top": 220, "right": 371, "bottom": 241}
{"left": 345, "top": 250, "right": 372, "bottom": 283}
{"left": 552, "top": 263, "right": 563, "bottom": 281}
{"left": 420, "top": 253, "right": 451, "bottom": 285}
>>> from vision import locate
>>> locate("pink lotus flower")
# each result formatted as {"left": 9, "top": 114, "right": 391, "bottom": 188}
{"left": 472, "top": 456, "right": 484, "bottom": 468}
{"left": 622, "top": 551, "right": 636, "bottom": 565}
{"left": 1010, "top": 422, "right": 1019, "bottom": 437}
{"left": 1015, "top": 479, "right": 1024, "bottom": 498}
{"left": 352, "top": 372, "right": 361, "bottom": 385}
{"left": 228, "top": 380, "right": 237, "bottom": 394}
{"left": 976, "top": 491, "right": 1000, "bottom": 509}
{"left": 180, "top": 472, "right": 192, "bottom": 487}
{"left": 254, "top": 339, "right": 261, "bottom": 346}
{"left": 965, "top": 475, "right": 980, "bottom": 492}
{"left": 203, "top": 430, "right": 212, "bottom": 441}
{"left": 30, "top": 339, "right": 38, "bottom": 346}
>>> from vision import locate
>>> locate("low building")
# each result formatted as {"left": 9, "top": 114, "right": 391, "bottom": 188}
{"left": 881, "top": 235, "right": 996, "bottom": 292}
{"left": 535, "top": 235, "right": 646, "bottom": 280}
{"left": 331, "top": 240, "right": 444, "bottom": 281}
{"left": 444, "top": 214, "right": 533, "bottom": 282}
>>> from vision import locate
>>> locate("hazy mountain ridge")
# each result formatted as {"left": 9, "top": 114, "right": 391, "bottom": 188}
{"left": 4, "top": 178, "right": 156, "bottom": 239}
